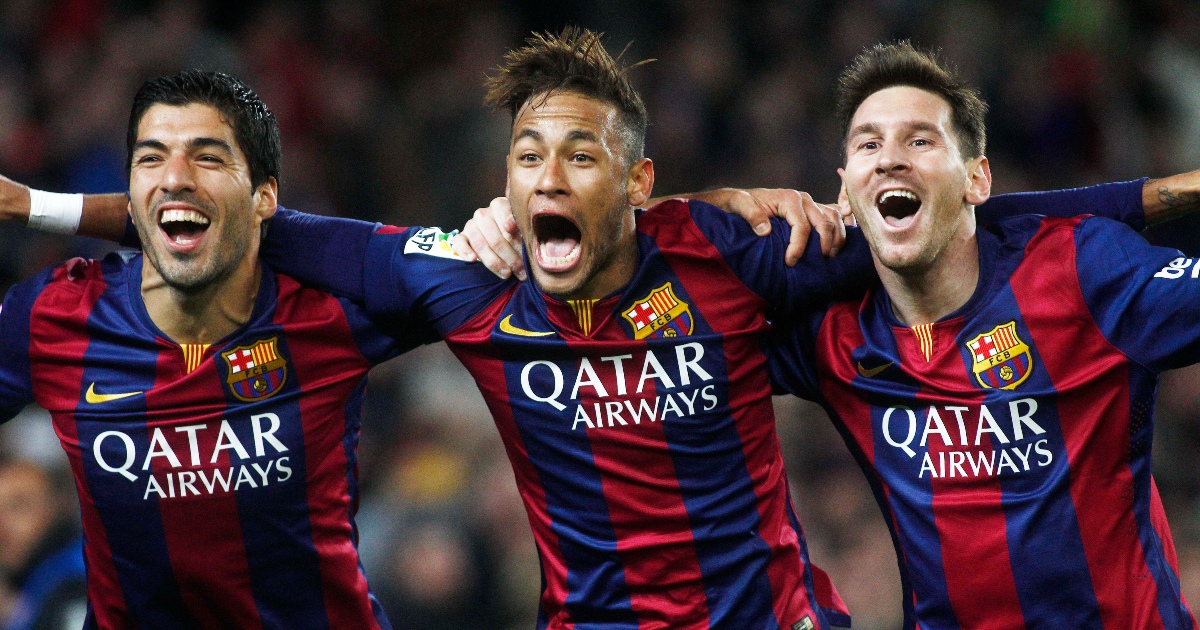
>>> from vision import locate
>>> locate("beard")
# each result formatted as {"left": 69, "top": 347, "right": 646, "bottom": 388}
{"left": 134, "top": 193, "right": 252, "bottom": 293}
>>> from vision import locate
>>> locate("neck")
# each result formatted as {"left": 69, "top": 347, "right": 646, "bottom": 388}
{"left": 878, "top": 227, "right": 979, "bottom": 327}
{"left": 141, "top": 255, "right": 262, "bottom": 345}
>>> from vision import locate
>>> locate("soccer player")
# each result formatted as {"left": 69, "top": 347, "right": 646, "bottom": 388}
{"left": 0, "top": 70, "right": 441, "bottom": 627}
{"left": 762, "top": 43, "right": 1200, "bottom": 628}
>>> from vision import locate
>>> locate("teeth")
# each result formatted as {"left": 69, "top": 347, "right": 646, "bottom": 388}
{"left": 878, "top": 189, "right": 919, "bottom": 204}
{"left": 160, "top": 209, "right": 210, "bottom": 225}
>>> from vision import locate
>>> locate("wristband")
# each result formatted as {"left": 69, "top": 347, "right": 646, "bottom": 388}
{"left": 28, "top": 189, "right": 84, "bottom": 234}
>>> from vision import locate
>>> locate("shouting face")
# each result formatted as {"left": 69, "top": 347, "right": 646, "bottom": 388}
{"left": 128, "top": 103, "right": 276, "bottom": 292}
{"left": 506, "top": 91, "right": 653, "bottom": 299}
{"left": 840, "top": 86, "right": 990, "bottom": 275}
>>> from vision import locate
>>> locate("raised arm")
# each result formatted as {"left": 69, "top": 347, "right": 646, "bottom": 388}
{"left": 0, "top": 175, "right": 128, "bottom": 242}
{"left": 1144, "top": 169, "right": 1200, "bottom": 225}
{"left": 455, "top": 189, "right": 850, "bottom": 274}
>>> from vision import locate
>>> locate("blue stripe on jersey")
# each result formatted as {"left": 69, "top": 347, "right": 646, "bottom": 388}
{"left": 856, "top": 304, "right": 960, "bottom": 629}
{"left": 646, "top": 266, "right": 779, "bottom": 628}
{"left": 0, "top": 269, "right": 48, "bottom": 418}
{"left": 499, "top": 352, "right": 640, "bottom": 628}
{"left": 82, "top": 259, "right": 188, "bottom": 624}
{"left": 219, "top": 323, "right": 330, "bottom": 626}
{"left": 966, "top": 297, "right": 1101, "bottom": 628}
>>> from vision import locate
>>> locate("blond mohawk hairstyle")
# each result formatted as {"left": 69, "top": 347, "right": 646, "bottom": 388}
{"left": 485, "top": 26, "right": 650, "bottom": 164}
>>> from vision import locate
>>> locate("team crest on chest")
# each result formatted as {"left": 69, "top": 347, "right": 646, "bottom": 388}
{"left": 222, "top": 337, "right": 288, "bottom": 402}
{"left": 966, "top": 321, "right": 1033, "bottom": 390}
{"left": 622, "top": 282, "right": 694, "bottom": 340}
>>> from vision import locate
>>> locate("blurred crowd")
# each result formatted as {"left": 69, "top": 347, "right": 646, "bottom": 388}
{"left": 1, "top": 0, "right": 1199, "bottom": 628}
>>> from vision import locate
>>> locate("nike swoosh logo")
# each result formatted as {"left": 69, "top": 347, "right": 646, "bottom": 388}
{"left": 85, "top": 383, "right": 143, "bottom": 404}
{"left": 499, "top": 314, "right": 555, "bottom": 337}
{"left": 856, "top": 361, "right": 894, "bottom": 378}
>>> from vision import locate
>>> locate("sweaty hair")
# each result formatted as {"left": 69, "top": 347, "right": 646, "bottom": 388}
{"left": 127, "top": 70, "right": 281, "bottom": 189}
{"left": 484, "top": 27, "right": 649, "bottom": 164}
{"left": 836, "top": 41, "right": 987, "bottom": 160}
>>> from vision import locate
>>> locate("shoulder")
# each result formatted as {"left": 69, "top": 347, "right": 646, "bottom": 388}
{"left": 637, "top": 198, "right": 771, "bottom": 257}
{"left": 7, "top": 252, "right": 132, "bottom": 313}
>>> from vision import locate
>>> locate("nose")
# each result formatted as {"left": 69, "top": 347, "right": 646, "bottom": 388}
{"left": 875, "top": 141, "right": 910, "bottom": 176}
{"left": 535, "top": 156, "right": 569, "bottom": 197}
{"left": 160, "top": 153, "right": 197, "bottom": 194}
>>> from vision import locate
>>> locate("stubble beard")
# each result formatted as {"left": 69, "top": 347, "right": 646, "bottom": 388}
{"left": 135, "top": 200, "right": 251, "bottom": 294}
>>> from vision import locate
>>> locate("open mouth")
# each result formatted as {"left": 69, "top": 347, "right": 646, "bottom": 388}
{"left": 533, "top": 213, "right": 582, "bottom": 272}
{"left": 158, "top": 207, "right": 211, "bottom": 249}
{"left": 876, "top": 189, "right": 922, "bottom": 227}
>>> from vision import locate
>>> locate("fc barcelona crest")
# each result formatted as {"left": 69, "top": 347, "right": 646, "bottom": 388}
{"left": 965, "top": 321, "right": 1033, "bottom": 390}
{"left": 222, "top": 337, "right": 288, "bottom": 402}
{"left": 622, "top": 282, "right": 694, "bottom": 340}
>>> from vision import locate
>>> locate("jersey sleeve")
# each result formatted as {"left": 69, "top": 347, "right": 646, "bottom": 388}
{"left": 683, "top": 199, "right": 876, "bottom": 313}
{"left": 1075, "top": 216, "right": 1200, "bottom": 371}
{"left": 261, "top": 207, "right": 515, "bottom": 335}
{"left": 335, "top": 297, "right": 441, "bottom": 365}
{"left": 0, "top": 275, "right": 44, "bottom": 421}
{"left": 764, "top": 306, "right": 831, "bottom": 403}
{"left": 977, "top": 178, "right": 1146, "bottom": 231}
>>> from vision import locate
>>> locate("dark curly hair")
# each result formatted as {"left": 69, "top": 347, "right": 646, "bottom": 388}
{"left": 485, "top": 27, "right": 650, "bottom": 165}
{"left": 836, "top": 41, "right": 987, "bottom": 160}
{"left": 127, "top": 70, "right": 281, "bottom": 189}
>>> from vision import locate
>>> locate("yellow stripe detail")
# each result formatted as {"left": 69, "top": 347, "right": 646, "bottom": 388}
{"left": 568, "top": 299, "right": 599, "bottom": 336}
{"left": 913, "top": 324, "right": 933, "bottom": 362}
{"left": 182, "top": 344, "right": 210, "bottom": 374}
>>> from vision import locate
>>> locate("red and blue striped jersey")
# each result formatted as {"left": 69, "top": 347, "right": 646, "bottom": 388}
{"left": 261, "top": 199, "right": 875, "bottom": 629}
{"left": 0, "top": 252, "right": 436, "bottom": 629}
{"left": 769, "top": 210, "right": 1199, "bottom": 629}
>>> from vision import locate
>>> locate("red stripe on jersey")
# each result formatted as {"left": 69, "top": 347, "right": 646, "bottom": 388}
{"left": 819, "top": 300, "right": 877, "bottom": 465}
{"left": 273, "top": 276, "right": 381, "bottom": 629}
{"left": 569, "top": 331, "right": 711, "bottom": 630}
{"left": 448, "top": 286, "right": 576, "bottom": 627}
{"left": 147, "top": 340, "right": 264, "bottom": 629}
{"left": 910, "top": 325, "right": 1024, "bottom": 629}
{"left": 1010, "top": 219, "right": 1166, "bottom": 630}
{"left": 647, "top": 202, "right": 822, "bottom": 628}
{"left": 29, "top": 262, "right": 131, "bottom": 627}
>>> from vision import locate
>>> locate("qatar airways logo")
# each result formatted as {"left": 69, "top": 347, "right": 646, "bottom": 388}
{"left": 518, "top": 342, "right": 720, "bottom": 430}
{"left": 91, "top": 413, "right": 293, "bottom": 500}
{"left": 881, "top": 398, "right": 1054, "bottom": 479}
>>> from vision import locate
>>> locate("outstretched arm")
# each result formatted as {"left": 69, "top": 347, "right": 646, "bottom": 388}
{"left": 0, "top": 175, "right": 128, "bottom": 242}
{"left": 454, "top": 189, "right": 849, "bottom": 276}
{"left": 1144, "top": 170, "right": 1200, "bottom": 225}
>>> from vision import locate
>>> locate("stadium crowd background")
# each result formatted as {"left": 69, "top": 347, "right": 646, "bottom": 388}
{"left": 0, "top": 0, "right": 1198, "bottom": 628}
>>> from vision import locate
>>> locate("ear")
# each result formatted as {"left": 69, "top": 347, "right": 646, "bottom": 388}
{"left": 964, "top": 156, "right": 991, "bottom": 206}
{"left": 625, "top": 158, "right": 655, "bottom": 207}
{"left": 253, "top": 177, "right": 279, "bottom": 223}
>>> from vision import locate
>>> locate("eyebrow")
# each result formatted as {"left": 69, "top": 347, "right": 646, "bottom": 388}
{"left": 514, "top": 129, "right": 542, "bottom": 143}
{"left": 566, "top": 129, "right": 599, "bottom": 143}
{"left": 513, "top": 128, "right": 600, "bottom": 144}
{"left": 848, "top": 121, "right": 944, "bottom": 138}
{"left": 132, "top": 137, "right": 235, "bottom": 154}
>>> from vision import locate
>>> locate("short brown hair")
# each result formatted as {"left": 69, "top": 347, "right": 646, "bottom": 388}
{"left": 836, "top": 42, "right": 987, "bottom": 160}
{"left": 485, "top": 27, "right": 649, "bottom": 164}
